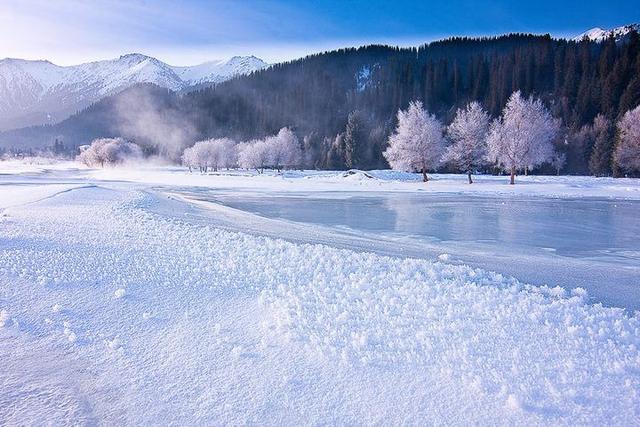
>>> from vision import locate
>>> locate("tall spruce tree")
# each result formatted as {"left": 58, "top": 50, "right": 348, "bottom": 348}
{"left": 343, "top": 110, "right": 368, "bottom": 169}
{"left": 589, "top": 114, "right": 615, "bottom": 176}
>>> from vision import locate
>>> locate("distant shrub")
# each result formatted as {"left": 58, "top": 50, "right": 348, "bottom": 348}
{"left": 77, "top": 137, "right": 142, "bottom": 167}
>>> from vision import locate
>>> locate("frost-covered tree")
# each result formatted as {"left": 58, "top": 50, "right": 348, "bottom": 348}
{"left": 236, "top": 128, "right": 301, "bottom": 173}
{"left": 181, "top": 144, "right": 207, "bottom": 172}
{"left": 486, "top": 91, "right": 559, "bottom": 184}
{"left": 77, "top": 137, "right": 142, "bottom": 167}
{"left": 181, "top": 138, "right": 236, "bottom": 172}
{"left": 550, "top": 151, "right": 566, "bottom": 175}
{"left": 224, "top": 141, "right": 238, "bottom": 169}
{"left": 267, "top": 127, "right": 302, "bottom": 171}
{"left": 443, "top": 101, "right": 490, "bottom": 184}
{"left": 614, "top": 105, "right": 640, "bottom": 174}
{"left": 203, "top": 138, "right": 236, "bottom": 171}
{"left": 237, "top": 139, "right": 270, "bottom": 173}
{"left": 181, "top": 145, "right": 198, "bottom": 172}
{"left": 383, "top": 101, "right": 445, "bottom": 182}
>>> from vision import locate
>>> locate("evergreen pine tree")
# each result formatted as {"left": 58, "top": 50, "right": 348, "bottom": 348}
{"left": 589, "top": 114, "right": 614, "bottom": 176}
{"left": 343, "top": 110, "right": 368, "bottom": 169}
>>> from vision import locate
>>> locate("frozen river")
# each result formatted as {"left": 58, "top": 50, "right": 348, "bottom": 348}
{"left": 201, "top": 191, "right": 640, "bottom": 311}
{"left": 214, "top": 193, "right": 637, "bottom": 259}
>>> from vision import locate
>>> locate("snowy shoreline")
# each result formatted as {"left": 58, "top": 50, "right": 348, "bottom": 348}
{"left": 163, "top": 189, "right": 640, "bottom": 311}
{"left": 2, "top": 159, "right": 640, "bottom": 199}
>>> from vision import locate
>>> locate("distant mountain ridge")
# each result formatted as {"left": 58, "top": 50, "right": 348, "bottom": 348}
{"left": 0, "top": 54, "right": 268, "bottom": 130}
{"left": 573, "top": 24, "right": 640, "bottom": 42}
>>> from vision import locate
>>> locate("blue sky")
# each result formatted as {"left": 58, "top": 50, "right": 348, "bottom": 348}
{"left": 1, "top": 0, "right": 638, "bottom": 65}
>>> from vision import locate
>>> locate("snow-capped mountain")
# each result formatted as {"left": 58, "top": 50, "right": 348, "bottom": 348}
{"left": 173, "top": 56, "right": 269, "bottom": 86}
{"left": 0, "top": 54, "right": 268, "bottom": 131}
{"left": 572, "top": 24, "right": 639, "bottom": 42}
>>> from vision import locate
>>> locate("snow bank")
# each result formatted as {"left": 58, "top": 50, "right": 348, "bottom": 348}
{"left": 261, "top": 256, "right": 640, "bottom": 419}
{"left": 85, "top": 165, "right": 640, "bottom": 200}
{"left": 0, "top": 185, "right": 639, "bottom": 424}
{"left": 4, "top": 159, "right": 639, "bottom": 201}
{"left": 340, "top": 169, "right": 376, "bottom": 180}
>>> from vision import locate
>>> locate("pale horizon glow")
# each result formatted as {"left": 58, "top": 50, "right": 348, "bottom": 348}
{"left": 1, "top": 0, "right": 638, "bottom": 66}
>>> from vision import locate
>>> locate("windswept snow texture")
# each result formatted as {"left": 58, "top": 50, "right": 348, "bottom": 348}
{"left": 0, "top": 164, "right": 640, "bottom": 424}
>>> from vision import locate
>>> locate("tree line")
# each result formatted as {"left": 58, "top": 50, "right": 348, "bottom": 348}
{"left": 3, "top": 32, "right": 640, "bottom": 176}
{"left": 179, "top": 32, "right": 640, "bottom": 176}
{"left": 180, "top": 128, "right": 301, "bottom": 173}
{"left": 77, "top": 92, "right": 640, "bottom": 184}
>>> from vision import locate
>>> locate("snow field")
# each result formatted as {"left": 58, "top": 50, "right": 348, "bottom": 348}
{"left": 0, "top": 185, "right": 639, "bottom": 424}
{"left": 0, "top": 183, "right": 91, "bottom": 209}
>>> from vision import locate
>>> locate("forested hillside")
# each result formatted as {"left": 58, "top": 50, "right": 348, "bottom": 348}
{"left": 2, "top": 32, "right": 639, "bottom": 175}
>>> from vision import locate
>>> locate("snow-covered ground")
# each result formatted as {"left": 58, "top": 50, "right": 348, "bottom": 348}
{"left": 86, "top": 165, "right": 640, "bottom": 199}
{"left": 1, "top": 160, "right": 639, "bottom": 425}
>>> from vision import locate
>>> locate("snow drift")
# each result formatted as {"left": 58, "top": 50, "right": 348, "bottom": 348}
{"left": 0, "top": 183, "right": 638, "bottom": 425}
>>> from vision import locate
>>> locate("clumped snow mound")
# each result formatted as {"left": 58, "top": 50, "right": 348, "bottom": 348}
{"left": 0, "top": 186, "right": 639, "bottom": 424}
{"left": 302, "top": 169, "right": 380, "bottom": 183}
{"left": 262, "top": 261, "right": 639, "bottom": 416}
{"left": 341, "top": 169, "right": 375, "bottom": 180}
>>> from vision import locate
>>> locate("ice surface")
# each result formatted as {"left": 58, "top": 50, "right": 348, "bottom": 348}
{"left": 211, "top": 193, "right": 639, "bottom": 258}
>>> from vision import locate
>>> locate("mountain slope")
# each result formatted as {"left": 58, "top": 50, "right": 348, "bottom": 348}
{"left": 172, "top": 56, "right": 269, "bottom": 86}
{"left": 0, "top": 54, "right": 268, "bottom": 131}
{"left": 573, "top": 24, "right": 639, "bottom": 42}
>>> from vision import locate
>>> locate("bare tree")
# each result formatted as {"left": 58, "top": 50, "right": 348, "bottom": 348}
{"left": 550, "top": 151, "right": 566, "bottom": 175}
{"left": 303, "top": 132, "right": 322, "bottom": 169}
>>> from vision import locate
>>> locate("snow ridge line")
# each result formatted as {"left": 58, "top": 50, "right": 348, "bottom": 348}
{"left": 1, "top": 183, "right": 97, "bottom": 211}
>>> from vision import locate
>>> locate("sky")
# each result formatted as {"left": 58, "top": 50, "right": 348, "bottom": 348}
{"left": 0, "top": 0, "right": 638, "bottom": 66}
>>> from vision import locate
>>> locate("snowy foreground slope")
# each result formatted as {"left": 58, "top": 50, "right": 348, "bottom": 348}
{"left": 0, "top": 164, "right": 639, "bottom": 425}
